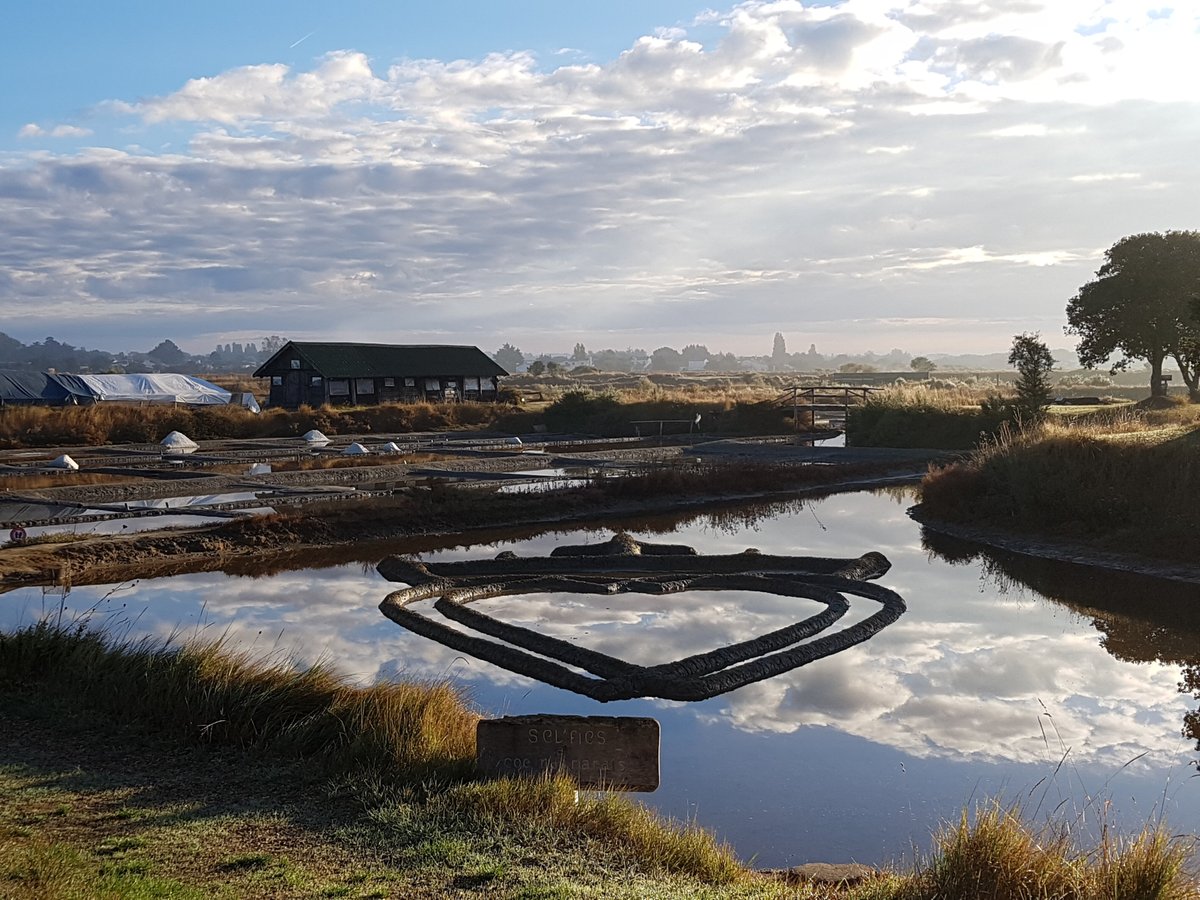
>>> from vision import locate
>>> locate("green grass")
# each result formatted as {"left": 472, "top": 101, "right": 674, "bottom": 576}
{"left": 2, "top": 625, "right": 1197, "bottom": 898}
{"left": 0, "top": 624, "right": 750, "bottom": 895}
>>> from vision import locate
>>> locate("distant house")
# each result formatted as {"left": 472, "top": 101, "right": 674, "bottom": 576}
{"left": 253, "top": 342, "right": 508, "bottom": 409}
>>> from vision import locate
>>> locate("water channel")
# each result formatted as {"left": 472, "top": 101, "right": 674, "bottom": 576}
{"left": 3, "top": 487, "right": 1199, "bottom": 868}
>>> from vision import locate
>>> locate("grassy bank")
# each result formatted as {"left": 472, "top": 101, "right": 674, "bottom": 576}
{"left": 921, "top": 410, "right": 1200, "bottom": 562}
{"left": 2, "top": 625, "right": 1196, "bottom": 898}
{"left": 0, "top": 401, "right": 508, "bottom": 449}
{"left": 0, "top": 393, "right": 796, "bottom": 450}
{"left": 0, "top": 623, "right": 747, "bottom": 898}
{"left": 846, "top": 385, "right": 1159, "bottom": 450}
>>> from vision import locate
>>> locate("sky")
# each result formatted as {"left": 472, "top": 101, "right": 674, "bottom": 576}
{"left": 3, "top": 0, "right": 1199, "bottom": 358}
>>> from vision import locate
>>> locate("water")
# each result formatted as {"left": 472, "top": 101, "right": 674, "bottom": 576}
{"left": 3, "top": 488, "right": 1198, "bottom": 868}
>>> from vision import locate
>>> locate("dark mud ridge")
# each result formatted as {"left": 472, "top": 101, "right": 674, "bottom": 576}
{"left": 908, "top": 504, "right": 1200, "bottom": 586}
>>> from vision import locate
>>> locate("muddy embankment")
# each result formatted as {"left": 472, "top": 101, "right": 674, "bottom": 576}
{"left": 1, "top": 453, "right": 932, "bottom": 591}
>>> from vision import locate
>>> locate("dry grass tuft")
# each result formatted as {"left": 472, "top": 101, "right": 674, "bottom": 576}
{"left": 875, "top": 803, "right": 1199, "bottom": 900}
{"left": 441, "top": 775, "right": 746, "bottom": 883}
{"left": 0, "top": 622, "right": 478, "bottom": 783}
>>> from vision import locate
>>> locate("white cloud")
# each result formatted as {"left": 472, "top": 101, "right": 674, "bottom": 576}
{"left": 17, "top": 123, "right": 92, "bottom": 139}
{"left": 2, "top": 1, "right": 1199, "bottom": 352}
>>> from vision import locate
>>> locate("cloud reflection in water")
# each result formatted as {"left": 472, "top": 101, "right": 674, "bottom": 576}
{"left": 2, "top": 488, "right": 1198, "bottom": 865}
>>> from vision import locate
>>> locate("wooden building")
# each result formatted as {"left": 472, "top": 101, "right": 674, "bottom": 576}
{"left": 254, "top": 342, "right": 508, "bottom": 409}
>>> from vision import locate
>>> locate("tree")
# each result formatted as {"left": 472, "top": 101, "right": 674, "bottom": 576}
{"left": 572, "top": 342, "right": 588, "bottom": 361}
{"left": 910, "top": 356, "right": 937, "bottom": 372}
{"left": 493, "top": 343, "right": 524, "bottom": 372}
{"left": 1009, "top": 332, "right": 1054, "bottom": 424}
{"left": 771, "top": 332, "right": 787, "bottom": 370}
{"left": 1066, "top": 231, "right": 1200, "bottom": 399}
{"left": 527, "top": 360, "right": 546, "bottom": 376}
{"left": 147, "top": 339, "right": 187, "bottom": 366}
{"left": 650, "top": 346, "right": 683, "bottom": 372}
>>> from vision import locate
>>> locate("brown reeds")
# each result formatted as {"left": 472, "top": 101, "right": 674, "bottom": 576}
{"left": 875, "top": 803, "right": 1198, "bottom": 900}
{"left": 920, "top": 409, "right": 1200, "bottom": 559}
{"left": 0, "top": 622, "right": 478, "bottom": 783}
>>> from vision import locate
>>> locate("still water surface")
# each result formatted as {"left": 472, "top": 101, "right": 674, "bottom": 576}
{"left": 4, "top": 488, "right": 1199, "bottom": 867}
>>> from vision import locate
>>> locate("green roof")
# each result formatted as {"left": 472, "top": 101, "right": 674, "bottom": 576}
{"left": 255, "top": 342, "right": 508, "bottom": 378}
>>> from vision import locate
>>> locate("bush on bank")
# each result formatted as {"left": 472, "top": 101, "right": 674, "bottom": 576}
{"left": 846, "top": 403, "right": 997, "bottom": 449}
{"left": 543, "top": 389, "right": 792, "bottom": 437}
{"left": 846, "top": 387, "right": 1017, "bottom": 450}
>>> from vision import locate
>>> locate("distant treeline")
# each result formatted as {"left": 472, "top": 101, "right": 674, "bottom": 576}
{"left": 0, "top": 332, "right": 287, "bottom": 375}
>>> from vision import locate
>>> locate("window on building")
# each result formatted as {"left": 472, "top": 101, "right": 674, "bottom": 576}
{"left": 272, "top": 376, "right": 283, "bottom": 386}
{"left": 356, "top": 378, "right": 374, "bottom": 394}
{"left": 310, "top": 376, "right": 322, "bottom": 387}
{"left": 383, "top": 377, "right": 395, "bottom": 387}
{"left": 290, "top": 359, "right": 301, "bottom": 369}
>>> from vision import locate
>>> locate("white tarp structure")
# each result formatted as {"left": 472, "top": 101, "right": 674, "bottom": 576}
{"left": 51, "top": 374, "right": 232, "bottom": 406}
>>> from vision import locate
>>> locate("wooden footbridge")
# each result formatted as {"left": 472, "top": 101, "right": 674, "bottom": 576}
{"left": 770, "top": 385, "right": 881, "bottom": 427}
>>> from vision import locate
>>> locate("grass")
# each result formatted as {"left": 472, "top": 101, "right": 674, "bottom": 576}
{"left": 0, "top": 380, "right": 809, "bottom": 450}
{"left": 2, "top": 624, "right": 1197, "bottom": 898}
{"left": 870, "top": 803, "right": 1198, "bottom": 900}
{"left": 0, "top": 401, "right": 508, "bottom": 450}
{"left": 0, "top": 472, "right": 137, "bottom": 491}
{"left": 846, "top": 385, "right": 1014, "bottom": 450}
{"left": 0, "top": 621, "right": 478, "bottom": 784}
{"left": 919, "top": 403, "right": 1200, "bottom": 561}
{"left": 0, "top": 623, "right": 750, "bottom": 896}
{"left": 3, "top": 533, "right": 92, "bottom": 549}
{"left": 848, "top": 383, "right": 1198, "bottom": 451}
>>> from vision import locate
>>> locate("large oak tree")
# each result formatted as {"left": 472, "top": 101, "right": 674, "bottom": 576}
{"left": 1066, "top": 231, "right": 1200, "bottom": 399}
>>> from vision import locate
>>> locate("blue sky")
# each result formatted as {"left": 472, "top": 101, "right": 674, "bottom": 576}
{"left": 2, "top": 2, "right": 715, "bottom": 146}
{"left": 3, "top": 1, "right": 1199, "bottom": 356}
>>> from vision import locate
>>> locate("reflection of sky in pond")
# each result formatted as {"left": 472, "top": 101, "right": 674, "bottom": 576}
{"left": 495, "top": 467, "right": 594, "bottom": 494}
{"left": 3, "top": 488, "right": 1198, "bottom": 867}
{"left": 4, "top": 492, "right": 276, "bottom": 538}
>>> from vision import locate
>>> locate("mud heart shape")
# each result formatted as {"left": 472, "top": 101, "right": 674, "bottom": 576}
{"left": 377, "top": 535, "right": 905, "bottom": 702}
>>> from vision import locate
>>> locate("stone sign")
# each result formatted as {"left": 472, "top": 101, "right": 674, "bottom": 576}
{"left": 476, "top": 715, "right": 660, "bottom": 792}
